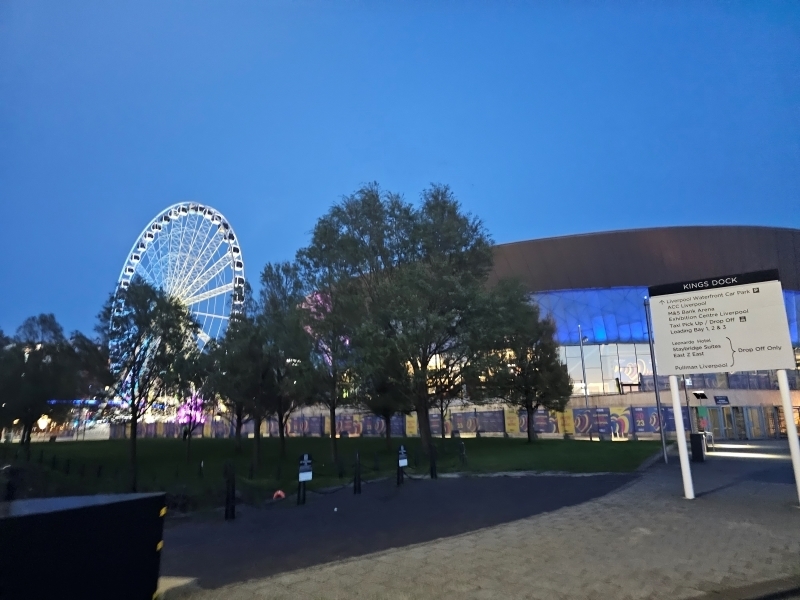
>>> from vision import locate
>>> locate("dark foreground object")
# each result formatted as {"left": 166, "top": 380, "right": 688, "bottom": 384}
{"left": 0, "top": 492, "right": 166, "bottom": 600}
{"left": 162, "top": 473, "right": 634, "bottom": 588}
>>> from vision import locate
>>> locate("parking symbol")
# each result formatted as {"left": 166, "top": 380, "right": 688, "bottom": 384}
{"left": 739, "top": 316, "right": 747, "bottom": 322}
{"left": 753, "top": 287, "right": 760, "bottom": 293}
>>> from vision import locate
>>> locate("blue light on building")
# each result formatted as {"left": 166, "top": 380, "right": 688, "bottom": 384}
{"left": 531, "top": 287, "right": 800, "bottom": 347}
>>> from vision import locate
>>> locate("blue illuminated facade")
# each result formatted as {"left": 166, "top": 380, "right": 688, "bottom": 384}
{"left": 531, "top": 287, "right": 800, "bottom": 394}
{"left": 532, "top": 287, "right": 800, "bottom": 347}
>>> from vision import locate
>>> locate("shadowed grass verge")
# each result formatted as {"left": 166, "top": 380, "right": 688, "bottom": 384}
{"left": 1, "top": 437, "right": 659, "bottom": 510}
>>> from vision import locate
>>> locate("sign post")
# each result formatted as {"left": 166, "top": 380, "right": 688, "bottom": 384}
{"left": 648, "top": 270, "right": 798, "bottom": 502}
{"left": 397, "top": 445, "right": 407, "bottom": 486}
{"left": 297, "top": 454, "right": 312, "bottom": 505}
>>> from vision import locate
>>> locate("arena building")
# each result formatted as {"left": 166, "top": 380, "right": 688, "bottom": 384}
{"left": 488, "top": 225, "right": 800, "bottom": 435}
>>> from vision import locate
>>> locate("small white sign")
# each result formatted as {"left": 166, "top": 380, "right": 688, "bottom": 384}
{"left": 398, "top": 458, "right": 408, "bottom": 468}
{"left": 649, "top": 270, "right": 795, "bottom": 375}
{"left": 298, "top": 471, "right": 312, "bottom": 482}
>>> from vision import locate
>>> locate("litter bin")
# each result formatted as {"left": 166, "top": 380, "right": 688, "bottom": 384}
{"left": 690, "top": 432, "right": 706, "bottom": 462}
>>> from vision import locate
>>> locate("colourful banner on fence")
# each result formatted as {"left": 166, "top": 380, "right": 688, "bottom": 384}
{"left": 504, "top": 407, "right": 519, "bottom": 434}
{"left": 406, "top": 414, "right": 418, "bottom": 436}
{"left": 610, "top": 406, "right": 631, "bottom": 437}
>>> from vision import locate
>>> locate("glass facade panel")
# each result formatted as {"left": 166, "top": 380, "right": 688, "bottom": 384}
{"left": 533, "top": 287, "right": 800, "bottom": 396}
{"left": 531, "top": 287, "right": 800, "bottom": 346}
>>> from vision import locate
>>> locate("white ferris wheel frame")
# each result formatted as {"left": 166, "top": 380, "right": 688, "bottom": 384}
{"left": 116, "top": 202, "right": 245, "bottom": 347}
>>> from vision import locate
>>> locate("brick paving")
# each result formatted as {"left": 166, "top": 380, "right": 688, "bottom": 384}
{"left": 185, "top": 442, "right": 800, "bottom": 600}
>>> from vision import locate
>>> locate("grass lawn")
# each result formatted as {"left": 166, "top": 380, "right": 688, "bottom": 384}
{"left": 1, "top": 436, "right": 660, "bottom": 510}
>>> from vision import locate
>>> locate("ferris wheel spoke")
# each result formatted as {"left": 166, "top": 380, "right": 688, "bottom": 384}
{"left": 172, "top": 215, "right": 209, "bottom": 293}
{"left": 184, "top": 282, "right": 234, "bottom": 307}
{"left": 174, "top": 218, "right": 214, "bottom": 295}
{"left": 179, "top": 253, "right": 232, "bottom": 301}
{"left": 191, "top": 311, "right": 229, "bottom": 320}
{"left": 174, "top": 228, "right": 227, "bottom": 297}
{"left": 165, "top": 217, "right": 185, "bottom": 293}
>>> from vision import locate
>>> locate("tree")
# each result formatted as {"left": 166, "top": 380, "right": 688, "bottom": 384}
{"left": 384, "top": 185, "right": 496, "bottom": 453}
{"left": 165, "top": 345, "right": 212, "bottom": 462}
{"left": 206, "top": 310, "right": 265, "bottom": 464}
{"left": 352, "top": 339, "right": 414, "bottom": 450}
{"left": 2, "top": 315, "right": 81, "bottom": 448}
{"left": 258, "top": 262, "right": 312, "bottom": 459}
{"left": 492, "top": 284, "right": 572, "bottom": 442}
{"left": 297, "top": 220, "right": 365, "bottom": 464}
{"left": 97, "top": 277, "right": 199, "bottom": 491}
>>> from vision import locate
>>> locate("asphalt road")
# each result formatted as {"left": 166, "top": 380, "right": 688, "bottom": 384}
{"left": 160, "top": 472, "right": 636, "bottom": 588}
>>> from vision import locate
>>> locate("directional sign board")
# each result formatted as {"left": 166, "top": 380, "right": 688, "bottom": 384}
{"left": 649, "top": 270, "right": 795, "bottom": 375}
{"left": 398, "top": 445, "right": 408, "bottom": 468}
{"left": 298, "top": 454, "right": 312, "bottom": 482}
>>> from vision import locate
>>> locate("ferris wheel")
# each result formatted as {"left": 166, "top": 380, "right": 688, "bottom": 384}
{"left": 117, "top": 203, "right": 245, "bottom": 349}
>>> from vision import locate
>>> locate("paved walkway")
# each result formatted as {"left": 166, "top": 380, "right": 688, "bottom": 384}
{"left": 184, "top": 441, "right": 800, "bottom": 600}
{"left": 162, "top": 471, "right": 634, "bottom": 587}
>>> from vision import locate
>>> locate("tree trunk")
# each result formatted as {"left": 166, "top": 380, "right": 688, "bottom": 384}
{"left": 234, "top": 406, "right": 243, "bottom": 453}
{"left": 252, "top": 414, "right": 262, "bottom": 471}
{"left": 416, "top": 402, "right": 433, "bottom": 455}
{"left": 329, "top": 404, "right": 338, "bottom": 463}
{"left": 384, "top": 414, "right": 392, "bottom": 451}
{"left": 130, "top": 409, "right": 139, "bottom": 492}
{"left": 526, "top": 404, "right": 534, "bottom": 443}
{"left": 186, "top": 423, "right": 192, "bottom": 463}
{"left": 278, "top": 412, "right": 287, "bottom": 458}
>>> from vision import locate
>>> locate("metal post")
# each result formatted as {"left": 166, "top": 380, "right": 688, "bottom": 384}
{"left": 682, "top": 375, "right": 694, "bottom": 433}
{"left": 669, "top": 375, "right": 694, "bottom": 499}
{"left": 578, "top": 324, "right": 593, "bottom": 441}
{"left": 644, "top": 299, "right": 669, "bottom": 464}
{"left": 777, "top": 369, "right": 800, "bottom": 505}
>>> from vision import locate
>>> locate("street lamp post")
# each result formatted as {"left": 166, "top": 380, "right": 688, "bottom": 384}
{"left": 578, "top": 324, "right": 593, "bottom": 441}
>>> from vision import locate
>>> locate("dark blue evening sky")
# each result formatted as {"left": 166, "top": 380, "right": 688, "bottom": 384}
{"left": 1, "top": 1, "right": 799, "bottom": 336}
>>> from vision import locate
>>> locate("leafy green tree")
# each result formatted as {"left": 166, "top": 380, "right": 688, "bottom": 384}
{"left": 164, "top": 344, "right": 213, "bottom": 462}
{"left": 97, "top": 277, "right": 199, "bottom": 491}
{"left": 206, "top": 309, "right": 269, "bottom": 465}
{"left": 258, "top": 262, "right": 312, "bottom": 459}
{"left": 491, "top": 285, "right": 572, "bottom": 442}
{"left": 297, "top": 220, "right": 365, "bottom": 464}
{"left": 351, "top": 325, "right": 414, "bottom": 449}
{"left": 384, "top": 185, "right": 496, "bottom": 453}
{"left": 3, "top": 315, "right": 81, "bottom": 448}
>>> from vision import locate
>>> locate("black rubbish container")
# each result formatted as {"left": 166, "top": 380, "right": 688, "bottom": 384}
{"left": 690, "top": 432, "right": 707, "bottom": 462}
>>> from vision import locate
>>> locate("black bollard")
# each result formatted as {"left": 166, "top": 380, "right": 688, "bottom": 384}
{"left": 223, "top": 462, "right": 236, "bottom": 521}
{"left": 3, "top": 466, "right": 19, "bottom": 502}
{"left": 96, "top": 465, "right": 103, "bottom": 479}
{"left": 430, "top": 445, "right": 438, "bottom": 480}
{"left": 459, "top": 441, "right": 467, "bottom": 466}
{"left": 248, "top": 462, "right": 254, "bottom": 480}
{"left": 198, "top": 460, "right": 204, "bottom": 478}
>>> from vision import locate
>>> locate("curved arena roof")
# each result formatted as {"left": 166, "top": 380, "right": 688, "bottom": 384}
{"left": 489, "top": 226, "right": 800, "bottom": 347}
{"left": 489, "top": 225, "right": 800, "bottom": 293}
